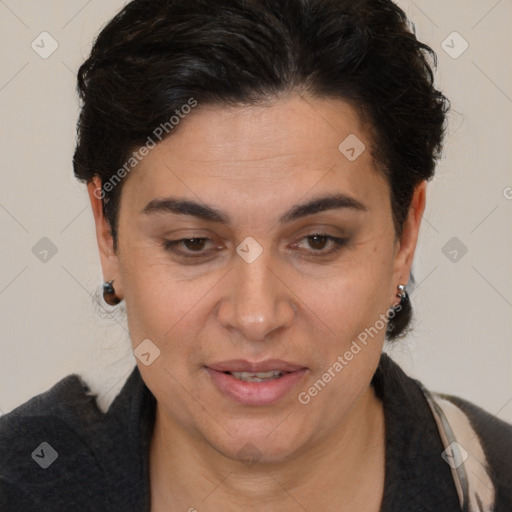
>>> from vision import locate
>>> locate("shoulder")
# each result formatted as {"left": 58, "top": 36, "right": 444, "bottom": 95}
{"left": 0, "top": 367, "right": 152, "bottom": 511}
{"left": 0, "top": 374, "right": 110, "bottom": 510}
{"left": 374, "top": 353, "right": 512, "bottom": 511}
{"left": 1, "top": 373, "right": 103, "bottom": 428}
{"left": 0, "top": 373, "right": 105, "bottom": 450}
{"left": 442, "top": 393, "right": 512, "bottom": 449}
{"left": 440, "top": 393, "right": 512, "bottom": 511}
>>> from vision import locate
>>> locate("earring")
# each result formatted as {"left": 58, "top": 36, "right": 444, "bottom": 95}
{"left": 103, "top": 280, "right": 121, "bottom": 306}
{"left": 396, "top": 284, "right": 408, "bottom": 305}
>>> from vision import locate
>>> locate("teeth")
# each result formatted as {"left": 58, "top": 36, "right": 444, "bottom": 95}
{"left": 230, "top": 370, "right": 283, "bottom": 382}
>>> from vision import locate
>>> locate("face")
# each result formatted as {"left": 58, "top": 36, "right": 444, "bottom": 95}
{"left": 88, "top": 94, "right": 424, "bottom": 464}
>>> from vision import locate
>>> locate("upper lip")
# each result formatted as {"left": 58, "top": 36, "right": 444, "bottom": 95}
{"left": 206, "top": 359, "right": 306, "bottom": 373}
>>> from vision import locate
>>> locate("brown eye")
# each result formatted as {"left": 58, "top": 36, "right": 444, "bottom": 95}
{"left": 182, "top": 238, "right": 207, "bottom": 251}
{"left": 307, "top": 234, "right": 330, "bottom": 250}
{"left": 294, "top": 233, "right": 348, "bottom": 257}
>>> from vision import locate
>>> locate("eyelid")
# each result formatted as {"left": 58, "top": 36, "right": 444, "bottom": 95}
{"left": 161, "top": 237, "right": 218, "bottom": 255}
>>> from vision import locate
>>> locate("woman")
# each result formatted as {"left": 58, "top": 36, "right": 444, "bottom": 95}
{"left": 1, "top": 0, "right": 511, "bottom": 510}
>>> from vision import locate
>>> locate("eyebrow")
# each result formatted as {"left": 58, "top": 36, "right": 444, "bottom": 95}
{"left": 141, "top": 193, "right": 367, "bottom": 225}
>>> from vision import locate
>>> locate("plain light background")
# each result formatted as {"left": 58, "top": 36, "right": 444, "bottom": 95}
{"left": 1, "top": 0, "right": 511, "bottom": 422}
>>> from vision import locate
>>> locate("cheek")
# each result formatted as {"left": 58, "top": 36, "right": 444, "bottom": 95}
{"left": 302, "top": 240, "right": 396, "bottom": 346}
{"left": 294, "top": 253, "right": 393, "bottom": 428}
{"left": 121, "top": 255, "right": 210, "bottom": 343}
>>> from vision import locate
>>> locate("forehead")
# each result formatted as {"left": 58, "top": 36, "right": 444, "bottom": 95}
{"left": 143, "top": 96, "right": 367, "bottom": 169}
{"left": 119, "top": 95, "right": 387, "bottom": 219}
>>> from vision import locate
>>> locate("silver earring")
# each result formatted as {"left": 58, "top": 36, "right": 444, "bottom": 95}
{"left": 397, "top": 284, "right": 408, "bottom": 303}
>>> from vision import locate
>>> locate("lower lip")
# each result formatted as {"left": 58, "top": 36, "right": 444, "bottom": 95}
{"left": 205, "top": 368, "right": 308, "bottom": 406}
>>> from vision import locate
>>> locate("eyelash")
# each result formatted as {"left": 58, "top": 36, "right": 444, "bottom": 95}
{"left": 161, "top": 233, "right": 348, "bottom": 260}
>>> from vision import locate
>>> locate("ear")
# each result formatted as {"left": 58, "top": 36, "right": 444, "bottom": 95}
{"left": 87, "top": 177, "right": 123, "bottom": 299}
{"left": 391, "top": 180, "right": 427, "bottom": 303}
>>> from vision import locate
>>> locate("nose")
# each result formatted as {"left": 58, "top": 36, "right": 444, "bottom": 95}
{"left": 217, "top": 247, "right": 296, "bottom": 342}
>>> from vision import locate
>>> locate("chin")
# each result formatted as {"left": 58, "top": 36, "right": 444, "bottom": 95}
{"left": 208, "top": 417, "right": 312, "bottom": 467}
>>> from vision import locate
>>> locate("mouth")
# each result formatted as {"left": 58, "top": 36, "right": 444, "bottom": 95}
{"left": 224, "top": 370, "right": 285, "bottom": 383}
{"left": 205, "top": 360, "right": 308, "bottom": 406}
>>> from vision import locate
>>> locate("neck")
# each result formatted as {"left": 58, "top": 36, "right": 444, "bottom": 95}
{"left": 149, "top": 384, "right": 385, "bottom": 511}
